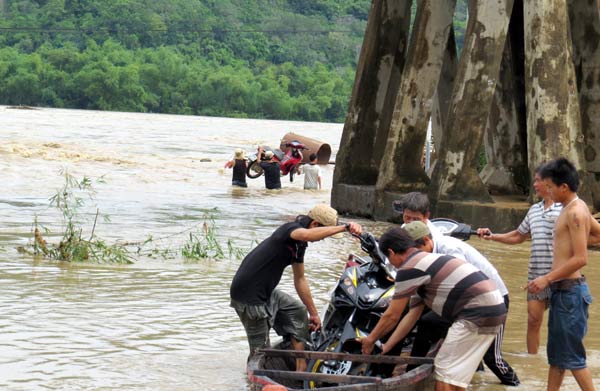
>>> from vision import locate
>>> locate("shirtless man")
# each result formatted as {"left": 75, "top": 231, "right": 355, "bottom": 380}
{"left": 527, "top": 158, "right": 595, "bottom": 391}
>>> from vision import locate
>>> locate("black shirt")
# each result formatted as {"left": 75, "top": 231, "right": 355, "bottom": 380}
{"left": 232, "top": 159, "right": 247, "bottom": 185}
{"left": 230, "top": 222, "right": 307, "bottom": 304}
{"left": 260, "top": 161, "right": 281, "bottom": 189}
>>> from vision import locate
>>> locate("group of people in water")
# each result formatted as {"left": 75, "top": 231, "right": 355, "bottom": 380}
{"left": 224, "top": 147, "right": 322, "bottom": 190}
{"left": 229, "top": 157, "right": 599, "bottom": 390}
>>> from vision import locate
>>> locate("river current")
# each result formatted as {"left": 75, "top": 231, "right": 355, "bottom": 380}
{"left": 1, "top": 106, "right": 598, "bottom": 390}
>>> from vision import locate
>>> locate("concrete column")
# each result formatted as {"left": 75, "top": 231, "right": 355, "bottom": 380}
{"left": 567, "top": 0, "right": 600, "bottom": 209}
{"left": 524, "top": 0, "right": 584, "bottom": 171}
{"left": 430, "top": 0, "right": 514, "bottom": 202}
{"left": 430, "top": 28, "right": 459, "bottom": 168}
{"left": 374, "top": 0, "right": 456, "bottom": 199}
{"left": 332, "top": 0, "right": 412, "bottom": 216}
{"left": 480, "top": 0, "right": 529, "bottom": 196}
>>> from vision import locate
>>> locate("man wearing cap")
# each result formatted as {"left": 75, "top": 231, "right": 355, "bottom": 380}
{"left": 383, "top": 221, "right": 519, "bottom": 386}
{"left": 230, "top": 204, "right": 362, "bottom": 371}
{"left": 359, "top": 226, "right": 507, "bottom": 390}
{"left": 258, "top": 146, "right": 281, "bottom": 190}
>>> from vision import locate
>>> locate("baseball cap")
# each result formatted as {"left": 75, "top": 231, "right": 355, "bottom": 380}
{"left": 402, "top": 221, "right": 430, "bottom": 240}
{"left": 308, "top": 204, "right": 338, "bottom": 226}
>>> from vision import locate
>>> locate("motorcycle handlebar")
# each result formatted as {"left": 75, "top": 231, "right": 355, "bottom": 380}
{"left": 350, "top": 231, "right": 386, "bottom": 264}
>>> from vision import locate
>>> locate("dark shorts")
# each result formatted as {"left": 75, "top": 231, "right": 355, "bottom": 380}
{"left": 230, "top": 289, "right": 309, "bottom": 354}
{"left": 547, "top": 280, "right": 592, "bottom": 369}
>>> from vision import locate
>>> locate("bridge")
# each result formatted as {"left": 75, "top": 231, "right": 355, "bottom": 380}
{"left": 332, "top": 0, "right": 600, "bottom": 230}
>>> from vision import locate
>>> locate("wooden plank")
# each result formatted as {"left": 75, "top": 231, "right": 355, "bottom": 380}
{"left": 258, "top": 349, "right": 433, "bottom": 365}
{"left": 252, "top": 369, "right": 381, "bottom": 385}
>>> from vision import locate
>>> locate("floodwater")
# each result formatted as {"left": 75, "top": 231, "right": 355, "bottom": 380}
{"left": 1, "top": 106, "right": 598, "bottom": 390}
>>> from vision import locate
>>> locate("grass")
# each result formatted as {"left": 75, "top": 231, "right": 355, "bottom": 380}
{"left": 25, "top": 172, "right": 252, "bottom": 264}
{"left": 31, "top": 171, "right": 134, "bottom": 264}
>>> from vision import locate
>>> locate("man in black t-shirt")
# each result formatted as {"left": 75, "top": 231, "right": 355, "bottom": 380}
{"left": 230, "top": 204, "right": 362, "bottom": 371}
{"left": 258, "top": 148, "right": 282, "bottom": 189}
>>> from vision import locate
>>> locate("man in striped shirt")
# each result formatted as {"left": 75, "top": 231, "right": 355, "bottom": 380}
{"left": 382, "top": 221, "right": 519, "bottom": 386}
{"left": 360, "top": 226, "right": 507, "bottom": 390}
{"left": 477, "top": 166, "right": 561, "bottom": 354}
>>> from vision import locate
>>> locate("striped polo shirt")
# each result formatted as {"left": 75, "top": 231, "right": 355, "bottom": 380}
{"left": 517, "top": 201, "right": 562, "bottom": 280}
{"left": 393, "top": 251, "right": 507, "bottom": 333}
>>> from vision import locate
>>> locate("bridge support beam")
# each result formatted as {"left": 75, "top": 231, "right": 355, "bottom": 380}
{"left": 332, "top": 0, "right": 600, "bottom": 228}
{"left": 332, "top": 0, "right": 412, "bottom": 217}
{"left": 373, "top": 0, "right": 456, "bottom": 219}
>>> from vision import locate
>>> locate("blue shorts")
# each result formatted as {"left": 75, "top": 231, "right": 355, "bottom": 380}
{"left": 547, "top": 281, "right": 592, "bottom": 369}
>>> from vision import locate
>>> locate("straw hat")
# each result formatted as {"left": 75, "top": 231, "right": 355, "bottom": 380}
{"left": 234, "top": 148, "right": 246, "bottom": 160}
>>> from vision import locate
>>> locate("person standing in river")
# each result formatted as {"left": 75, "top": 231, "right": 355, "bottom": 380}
{"left": 477, "top": 165, "right": 562, "bottom": 354}
{"left": 258, "top": 146, "right": 281, "bottom": 190}
{"left": 224, "top": 148, "right": 248, "bottom": 188}
{"left": 527, "top": 158, "right": 595, "bottom": 391}
{"left": 230, "top": 204, "right": 362, "bottom": 372}
{"left": 301, "top": 153, "right": 322, "bottom": 190}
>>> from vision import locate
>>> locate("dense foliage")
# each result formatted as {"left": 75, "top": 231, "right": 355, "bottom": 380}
{"left": 0, "top": 0, "right": 467, "bottom": 122}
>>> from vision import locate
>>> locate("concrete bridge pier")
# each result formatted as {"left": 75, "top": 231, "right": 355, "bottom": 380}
{"left": 331, "top": 0, "right": 412, "bottom": 218}
{"left": 373, "top": 0, "right": 457, "bottom": 220}
{"left": 333, "top": 0, "right": 600, "bottom": 231}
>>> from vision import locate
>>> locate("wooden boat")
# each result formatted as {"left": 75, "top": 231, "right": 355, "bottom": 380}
{"left": 247, "top": 349, "right": 435, "bottom": 391}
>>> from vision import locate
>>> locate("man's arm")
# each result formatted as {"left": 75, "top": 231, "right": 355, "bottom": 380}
{"left": 477, "top": 228, "right": 529, "bottom": 244}
{"left": 529, "top": 206, "right": 589, "bottom": 293}
{"left": 292, "top": 262, "right": 321, "bottom": 331}
{"left": 381, "top": 303, "right": 424, "bottom": 354}
{"left": 257, "top": 146, "right": 264, "bottom": 161}
{"left": 360, "top": 297, "right": 409, "bottom": 355}
{"left": 290, "top": 222, "right": 361, "bottom": 242}
{"left": 588, "top": 215, "right": 600, "bottom": 246}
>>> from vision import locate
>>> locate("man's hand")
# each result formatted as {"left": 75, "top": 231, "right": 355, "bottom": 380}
{"left": 528, "top": 275, "right": 550, "bottom": 294}
{"left": 476, "top": 228, "right": 493, "bottom": 240}
{"left": 359, "top": 336, "right": 375, "bottom": 355}
{"left": 345, "top": 222, "right": 362, "bottom": 235}
{"left": 309, "top": 313, "right": 321, "bottom": 331}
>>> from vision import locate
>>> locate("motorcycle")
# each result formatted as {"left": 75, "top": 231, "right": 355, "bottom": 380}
{"left": 246, "top": 140, "right": 308, "bottom": 182}
{"left": 305, "top": 219, "right": 475, "bottom": 388}
{"left": 305, "top": 231, "right": 401, "bottom": 388}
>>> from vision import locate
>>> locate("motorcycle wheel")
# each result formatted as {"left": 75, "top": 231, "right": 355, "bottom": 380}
{"left": 303, "top": 340, "right": 371, "bottom": 389}
{"left": 246, "top": 160, "right": 264, "bottom": 178}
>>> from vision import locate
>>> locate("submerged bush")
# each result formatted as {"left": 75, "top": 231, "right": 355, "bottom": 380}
{"left": 181, "top": 210, "right": 251, "bottom": 261}
{"left": 31, "top": 171, "right": 134, "bottom": 264}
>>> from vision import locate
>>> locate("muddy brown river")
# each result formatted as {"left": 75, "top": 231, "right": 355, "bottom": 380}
{"left": 1, "top": 106, "right": 598, "bottom": 390}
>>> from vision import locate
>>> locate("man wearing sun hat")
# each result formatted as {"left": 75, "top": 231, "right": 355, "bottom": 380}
{"left": 230, "top": 204, "right": 362, "bottom": 371}
{"left": 224, "top": 148, "right": 248, "bottom": 187}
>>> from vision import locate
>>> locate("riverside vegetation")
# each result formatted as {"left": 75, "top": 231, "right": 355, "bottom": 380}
{"left": 24, "top": 172, "right": 251, "bottom": 264}
{"left": 0, "top": 0, "right": 468, "bottom": 122}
